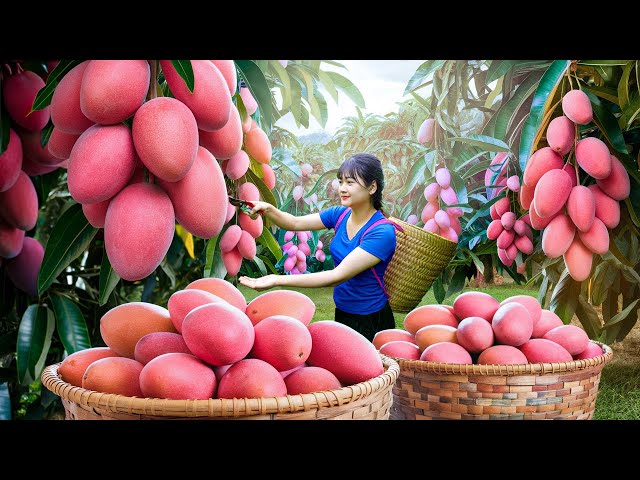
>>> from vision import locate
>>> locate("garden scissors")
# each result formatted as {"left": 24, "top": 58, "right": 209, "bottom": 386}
{"left": 228, "top": 196, "right": 263, "bottom": 217}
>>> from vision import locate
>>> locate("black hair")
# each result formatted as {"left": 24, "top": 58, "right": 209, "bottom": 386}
{"left": 337, "top": 153, "right": 386, "bottom": 214}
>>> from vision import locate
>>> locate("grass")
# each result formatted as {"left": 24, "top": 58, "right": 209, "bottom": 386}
{"left": 237, "top": 282, "right": 639, "bottom": 420}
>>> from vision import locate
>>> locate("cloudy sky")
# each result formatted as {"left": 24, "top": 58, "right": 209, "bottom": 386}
{"left": 275, "top": 60, "right": 426, "bottom": 136}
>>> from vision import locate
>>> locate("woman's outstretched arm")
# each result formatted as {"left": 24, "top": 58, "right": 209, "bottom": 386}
{"left": 247, "top": 200, "right": 325, "bottom": 231}
{"left": 239, "top": 247, "right": 381, "bottom": 291}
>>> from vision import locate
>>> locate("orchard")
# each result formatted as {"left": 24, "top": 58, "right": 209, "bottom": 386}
{"left": 0, "top": 59, "right": 638, "bottom": 420}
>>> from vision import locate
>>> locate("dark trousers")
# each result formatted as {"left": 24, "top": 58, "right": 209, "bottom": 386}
{"left": 334, "top": 301, "right": 395, "bottom": 342}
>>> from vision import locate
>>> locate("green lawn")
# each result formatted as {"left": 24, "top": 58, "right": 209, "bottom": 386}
{"left": 237, "top": 282, "right": 639, "bottom": 420}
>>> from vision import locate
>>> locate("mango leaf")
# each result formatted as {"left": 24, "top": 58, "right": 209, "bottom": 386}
{"left": 591, "top": 261, "right": 618, "bottom": 305}
{"left": 575, "top": 296, "right": 602, "bottom": 340}
{"left": 620, "top": 94, "right": 640, "bottom": 130}
{"left": 486, "top": 60, "right": 519, "bottom": 84}
{"left": 271, "top": 60, "right": 291, "bottom": 109}
{"left": 99, "top": 251, "right": 120, "bottom": 306}
{"left": 484, "top": 77, "right": 503, "bottom": 109}
{"left": 325, "top": 71, "right": 365, "bottom": 108}
{"left": 394, "top": 151, "right": 431, "bottom": 199}
{"left": 305, "top": 168, "right": 340, "bottom": 199}
{"left": 235, "top": 60, "right": 272, "bottom": 132}
{"left": 50, "top": 293, "right": 91, "bottom": 354}
{"left": 581, "top": 88, "right": 628, "bottom": 155}
{"left": 30, "top": 60, "right": 82, "bottom": 111}
{"left": 518, "top": 60, "right": 570, "bottom": 173}
{"left": 618, "top": 61, "right": 634, "bottom": 109}
{"left": 175, "top": 225, "right": 195, "bottom": 259}
{"left": 602, "top": 298, "right": 640, "bottom": 329}
{"left": 317, "top": 69, "right": 338, "bottom": 103}
{"left": 432, "top": 276, "right": 446, "bottom": 303}
{"left": 0, "top": 383, "right": 9, "bottom": 420}
{"left": 32, "top": 168, "right": 63, "bottom": 207}
{"left": 17, "top": 305, "right": 55, "bottom": 385}
{"left": 550, "top": 269, "right": 581, "bottom": 324}
{"left": 579, "top": 60, "right": 631, "bottom": 66}
{"left": 204, "top": 234, "right": 225, "bottom": 278}
{"left": 287, "top": 75, "right": 303, "bottom": 128}
{"left": 40, "top": 120, "right": 54, "bottom": 147}
{"left": 624, "top": 197, "right": 640, "bottom": 228}
{"left": 313, "top": 88, "right": 329, "bottom": 128}
{"left": 483, "top": 72, "right": 541, "bottom": 141}
{"left": 256, "top": 254, "right": 278, "bottom": 275}
{"left": 159, "top": 259, "right": 176, "bottom": 290}
{"left": 584, "top": 85, "right": 620, "bottom": 105}
{"left": 256, "top": 228, "right": 282, "bottom": 262}
{"left": 245, "top": 167, "right": 278, "bottom": 207}
{"left": 170, "top": 60, "right": 194, "bottom": 93}
{"left": 404, "top": 60, "right": 446, "bottom": 95}
{"left": 37, "top": 203, "right": 98, "bottom": 295}
{"left": 446, "top": 268, "right": 467, "bottom": 298}
{"left": 448, "top": 134, "right": 510, "bottom": 152}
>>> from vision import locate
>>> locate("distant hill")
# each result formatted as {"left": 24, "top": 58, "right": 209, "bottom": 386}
{"left": 298, "top": 131, "right": 332, "bottom": 145}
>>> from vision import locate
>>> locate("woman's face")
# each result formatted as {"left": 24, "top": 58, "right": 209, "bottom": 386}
{"left": 338, "top": 173, "right": 374, "bottom": 209}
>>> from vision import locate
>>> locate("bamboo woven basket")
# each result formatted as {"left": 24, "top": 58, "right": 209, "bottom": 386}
{"left": 384, "top": 217, "right": 457, "bottom": 313}
{"left": 41, "top": 355, "right": 399, "bottom": 420}
{"left": 389, "top": 342, "right": 613, "bottom": 420}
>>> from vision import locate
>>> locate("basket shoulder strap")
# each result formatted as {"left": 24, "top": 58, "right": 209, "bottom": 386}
{"left": 358, "top": 218, "right": 402, "bottom": 299}
{"left": 334, "top": 207, "right": 351, "bottom": 231}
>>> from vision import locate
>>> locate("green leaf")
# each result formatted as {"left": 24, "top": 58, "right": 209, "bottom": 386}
{"left": 235, "top": 60, "right": 272, "bottom": 132}
{"left": 602, "top": 298, "right": 640, "bottom": 329}
{"left": 518, "top": 60, "right": 570, "bottom": 173}
{"left": 448, "top": 134, "right": 510, "bottom": 152}
{"left": 317, "top": 69, "right": 338, "bottom": 103}
{"left": 17, "top": 305, "right": 55, "bottom": 385}
{"left": 582, "top": 88, "right": 628, "bottom": 155}
{"left": 40, "top": 120, "right": 54, "bottom": 147}
{"left": 256, "top": 228, "right": 282, "bottom": 262}
{"left": 404, "top": 60, "right": 446, "bottom": 95}
{"left": 591, "top": 261, "right": 618, "bottom": 306}
{"left": 484, "top": 77, "right": 503, "bottom": 109}
{"left": 394, "top": 151, "right": 430, "bottom": 199}
{"left": 0, "top": 383, "right": 10, "bottom": 420}
{"left": 30, "top": 60, "right": 83, "bottom": 111}
{"left": 618, "top": 61, "right": 634, "bottom": 109}
{"left": 159, "top": 258, "right": 176, "bottom": 290}
{"left": 409, "top": 91, "right": 432, "bottom": 114}
{"left": 575, "top": 296, "right": 602, "bottom": 340}
{"left": 271, "top": 148, "right": 302, "bottom": 178}
{"left": 37, "top": 203, "right": 98, "bottom": 295}
{"left": 288, "top": 76, "right": 303, "bottom": 127}
{"left": 466, "top": 249, "right": 485, "bottom": 275}
{"left": 204, "top": 235, "right": 226, "bottom": 278}
{"left": 313, "top": 88, "right": 328, "bottom": 128}
{"left": 550, "top": 269, "right": 581, "bottom": 324}
{"left": 579, "top": 60, "right": 631, "bottom": 66}
{"left": 256, "top": 254, "right": 278, "bottom": 274}
{"left": 50, "top": 293, "right": 91, "bottom": 354}
{"left": 270, "top": 60, "right": 291, "bottom": 109}
{"left": 584, "top": 85, "right": 620, "bottom": 105}
{"left": 433, "top": 276, "right": 446, "bottom": 303}
{"left": 170, "top": 60, "right": 194, "bottom": 93}
{"left": 483, "top": 72, "right": 541, "bottom": 141}
{"left": 32, "top": 168, "right": 63, "bottom": 207}
{"left": 486, "top": 60, "right": 519, "bottom": 84}
{"left": 620, "top": 94, "right": 640, "bottom": 131}
{"left": 446, "top": 268, "right": 467, "bottom": 298}
{"left": 325, "top": 71, "right": 365, "bottom": 108}
{"left": 99, "top": 250, "right": 120, "bottom": 306}
{"left": 245, "top": 167, "right": 278, "bottom": 207}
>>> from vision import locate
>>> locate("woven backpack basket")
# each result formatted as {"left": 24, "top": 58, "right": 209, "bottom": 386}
{"left": 384, "top": 217, "right": 457, "bottom": 313}
{"left": 41, "top": 355, "right": 399, "bottom": 420}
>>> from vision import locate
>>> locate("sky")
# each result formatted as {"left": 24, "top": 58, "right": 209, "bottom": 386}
{"left": 274, "top": 60, "right": 427, "bottom": 136}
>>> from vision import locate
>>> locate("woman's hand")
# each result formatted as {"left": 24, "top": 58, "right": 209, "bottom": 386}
{"left": 247, "top": 200, "right": 274, "bottom": 220}
{"left": 238, "top": 274, "right": 280, "bottom": 291}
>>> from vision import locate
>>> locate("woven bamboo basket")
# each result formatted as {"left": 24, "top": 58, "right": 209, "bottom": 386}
{"left": 384, "top": 217, "right": 457, "bottom": 313}
{"left": 389, "top": 342, "right": 613, "bottom": 420}
{"left": 41, "top": 355, "right": 399, "bottom": 420}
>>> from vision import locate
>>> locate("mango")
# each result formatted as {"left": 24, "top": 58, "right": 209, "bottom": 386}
{"left": 0, "top": 171, "right": 38, "bottom": 231}
{"left": 0, "top": 221, "right": 25, "bottom": 259}
{"left": 403, "top": 304, "right": 458, "bottom": 335}
{"left": 518, "top": 338, "right": 573, "bottom": 363}
{"left": 578, "top": 217, "right": 609, "bottom": 255}
{"left": 542, "top": 213, "right": 575, "bottom": 258}
{"left": 217, "top": 358, "right": 287, "bottom": 399}
{"left": 0, "top": 129, "right": 22, "bottom": 192}
{"left": 546, "top": 115, "right": 575, "bottom": 156}
{"left": 244, "top": 127, "right": 272, "bottom": 164}
{"left": 82, "top": 356, "right": 144, "bottom": 396}
{"left": 199, "top": 104, "right": 243, "bottom": 160}
{"left": 245, "top": 289, "right": 315, "bottom": 326}
{"left": 250, "top": 314, "right": 312, "bottom": 371}
{"left": 58, "top": 346, "right": 120, "bottom": 387}
{"left": 284, "top": 366, "right": 342, "bottom": 394}
{"left": 587, "top": 184, "right": 620, "bottom": 229}
{"left": 452, "top": 291, "right": 500, "bottom": 323}
{"left": 50, "top": 61, "right": 94, "bottom": 134}
{"left": 185, "top": 277, "right": 247, "bottom": 312}
{"left": 477, "top": 345, "right": 528, "bottom": 365}
{"left": 573, "top": 341, "right": 603, "bottom": 360}
{"left": 2, "top": 70, "right": 50, "bottom": 132}
{"left": 372, "top": 328, "right": 417, "bottom": 350}
{"left": 419, "top": 342, "right": 472, "bottom": 364}
{"left": 575, "top": 137, "right": 612, "bottom": 179}
{"left": 167, "top": 288, "right": 225, "bottom": 333}
{"left": 379, "top": 340, "right": 421, "bottom": 360}
{"left": 5, "top": 236, "right": 43, "bottom": 296}
{"left": 82, "top": 200, "right": 110, "bottom": 228}
{"left": 566, "top": 185, "right": 595, "bottom": 232}
{"left": 563, "top": 237, "right": 593, "bottom": 282}
{"left": 47, "top": 128, "right": 80, "bottom": 160}
{"left": 532, "top": 309, "right": 564, "bottom": 338}
{"left": 104, "top": 183, "right": 175, "bottom": 281}
{"left": 533, "top": 168, "right": 572, "bottom": 218}
{"left": 132, "top": 96, "right": 199, "bottom": 182}
{"left": 417, "top": 118, "right": 435, "bottom": 144}
{"left": 210, "top": 60, "right": 237, "bottom": 95}
{"left": 221, "top": 247, "right": 243, "bottom": 276}
{"left": 491, "top": 302, "right": 533, "bottom": 347}
{"left": 596, "top": 155, "right": 630, "bottom": 200}
{"left": 225, "top": 150, "right": 250, "bottom": 180}
{"left": 456, "top": 316, "right": 494, "bottom": 353}
{"left": 139, "top": 352, "right": 217, "bottom": 400}
{"left": 561, "top": 90, "right": 593, "bottom": 125}
{"left": 523, "top": 147, "right": 564, "bottom": 187}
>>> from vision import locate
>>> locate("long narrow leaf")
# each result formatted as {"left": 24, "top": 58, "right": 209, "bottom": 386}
{"left": 17, "top": 305, "right": 55, "bottom": 385}
{"left": 550, "top": 269, "right": 581, "bottom": 323}
{"left": 448, "top": 134, "right": 510, "bottom": 152}
{"left": 0, "top": 383, "right": 10, "bottom": 420}
{"left": 602, "top": 298, "right": 640, "bottom": 329}
{"left": 235, "top": 60, "right": 273, "bottom": 132}
{"left": 325, "top": 72, "right": 365, "bottom": 108}
{"left": 37, "top": 203, "right": 98, "bottom": 295}
{"left": 31, "top": 60, "right": 83, "bottom": 111}
{"left": 618, "top": 61, "right": 634, "bottom": 109}
{"left": 404, "top": 60, "right": 446, "bottom": 95}
{"left": 575, "top": 296, "right": 602, "bottom": 339}
{"left": 518, "top": 60, "right": 570, "bottom": 172}
{"left": 486, "top": 60, "right": 519, "bottom": 84}
{"left": 50, "top": 293, "right": 91, "bottom": 354}
{"left": 270, "top": 60, "right": 291, "bottom": 108}
{"left": 582, "top": 88, "right": 628, "bottom": 154}
{"left": 99, "top": 251, "right": 120, "bottom": 306}
{"left": 585, "top": 85, "right": 620, "bottom": 105}
{"left": 170, "top": 61, "right": 194, "bottom": 93}
{"left": 255, "top": 228, "right": 282, "bottom": 261}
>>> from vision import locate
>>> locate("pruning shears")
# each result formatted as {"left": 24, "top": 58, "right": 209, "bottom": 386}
{"left": 228, "top": 196, "right": 263, "bottom": 217}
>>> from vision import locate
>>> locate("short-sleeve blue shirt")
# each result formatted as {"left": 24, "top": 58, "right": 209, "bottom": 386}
{"left": 319, "top": 206, "right": 397, "bottom": 315}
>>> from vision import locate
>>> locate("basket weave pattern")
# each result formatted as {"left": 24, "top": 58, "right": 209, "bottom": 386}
{"left": 384, "top": 217, "right": 457, "bottom": 313}
{"left": 42, "top": 355, "right": 399, "bottom": 420}
{"left": 390, "top": 342, "right": 613, "bottom": 420}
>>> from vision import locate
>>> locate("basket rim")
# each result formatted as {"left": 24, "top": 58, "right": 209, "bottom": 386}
{"left": 388, "top": 216, "right": 458, "bottom": 246}
{"left": 392, "top": 341, "right": 613, "bottom": 376}
{"left": 41, "top": 354, "right": 400, "bottom": 418}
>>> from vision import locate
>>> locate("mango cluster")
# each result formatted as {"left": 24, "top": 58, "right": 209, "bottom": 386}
{"left": 486, "top": 196, "right": 533, "bottom": 270}
{"left": 42, "top": 60, "right": 273, "bottom": 281}
{"left": 374, "top": 291, "right": 603, "bottom": 364}
{"left": 520, "top": 89, "right": 631, "bottom": 281}
{"left": 55, "top": 278, "right": 385, "bottom": 400}
{"left": 421, "top": 167, "right": 461, "bottom": 243}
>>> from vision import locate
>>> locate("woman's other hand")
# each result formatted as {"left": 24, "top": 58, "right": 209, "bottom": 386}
{"left": 239, "top": 274, "right": 279, "bottom": 291}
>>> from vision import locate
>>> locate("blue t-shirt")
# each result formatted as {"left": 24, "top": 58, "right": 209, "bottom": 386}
{"left": 319, "top": 206, "right": 397, "bottom": 315}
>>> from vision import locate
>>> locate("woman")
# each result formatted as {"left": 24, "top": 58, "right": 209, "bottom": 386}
{"left": 239, "top": 153, "right": 398, "bottom": 341}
